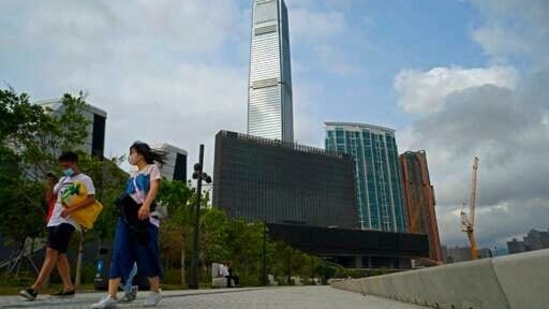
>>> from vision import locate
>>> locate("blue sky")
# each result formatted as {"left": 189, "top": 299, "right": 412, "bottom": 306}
{"left": 1, "top": 0, "right": 548, "bottom": 249}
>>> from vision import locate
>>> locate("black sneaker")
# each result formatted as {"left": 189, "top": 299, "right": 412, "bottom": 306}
{"left": 19, "top": 288, "right": 37, "bottom": 301}
{"left": 51, "top": 289, "right": 75, "bottom": 297}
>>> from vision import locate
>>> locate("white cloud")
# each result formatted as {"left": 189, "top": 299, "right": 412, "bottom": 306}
{"left": 468, "top": 0, "right": 549, "bottom": 65}
{"left": 395, "top": 66, "right": 517, "bottom": 115}
{"left": 0, "top": 0, "right": 341, "bottom": 174}
{"left": 396, "top": 64, "right": 549, "bottom": 247}
{"left": 472, "top": 26, "right": 529, "bottom": 56}
{"left": 396, "top": 0, "right": 549, "bottom": 246}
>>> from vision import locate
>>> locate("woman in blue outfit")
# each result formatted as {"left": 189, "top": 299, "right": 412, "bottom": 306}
{"left": 92, "top": 142, "right": 166, "bottom": 308}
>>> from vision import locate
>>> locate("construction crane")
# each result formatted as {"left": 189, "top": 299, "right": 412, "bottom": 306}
{"left": 460, "top": 157, "right": 479, "bottom": 260}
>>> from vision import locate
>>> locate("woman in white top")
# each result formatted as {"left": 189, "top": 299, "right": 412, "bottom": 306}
{"left": 93, "top": 142, "right": 166, "bottom": 309}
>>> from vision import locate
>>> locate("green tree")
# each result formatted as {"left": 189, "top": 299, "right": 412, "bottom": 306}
{"left": 0, "top": 88, "right": 127, "bottom": 282}
{"left": 157, "top": 179, "right": 193, "bottom": 286}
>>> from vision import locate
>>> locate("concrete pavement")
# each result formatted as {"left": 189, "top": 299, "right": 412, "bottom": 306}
{"left": 0, "top": 286, "right": 429, "bottom": 309}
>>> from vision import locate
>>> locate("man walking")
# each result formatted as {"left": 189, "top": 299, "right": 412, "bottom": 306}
{"left": 20, "top": 151, "right": 96, "bottom": 300}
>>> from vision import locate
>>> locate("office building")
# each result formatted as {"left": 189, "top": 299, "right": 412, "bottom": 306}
{"left": 213, "top": 130, "right": 359, "bottom": 229}
{"left": 400, "top": 151, "right": 442, "bottom": 263}
{"left": 247, "top": 0, "right": 294, "bottom": 142}
{"left": 325, "top": 122, "right": 407, "bottom": 232}
{"left": 154, "top": 143, "right": 187, "bottom": 182}
{"left": 37, "top": 99, "right": 107, "bottom": 158}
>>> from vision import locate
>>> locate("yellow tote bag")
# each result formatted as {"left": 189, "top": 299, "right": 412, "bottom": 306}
{"left": 61, "top": 180, "right": 103, "bottom": 229}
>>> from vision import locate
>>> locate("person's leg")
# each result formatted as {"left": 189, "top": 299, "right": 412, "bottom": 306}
{"left": 31, "top": 223, "right": 75, "bottom": 291}
{"left": 93, "top": 219, "right": 135, "bottom": 308}
{"left": 136, "top": 223, "right": 162, "bottom": 307}
{"left": 30, "top": 247, "right": 58, "bottom": 291}
{"left": 56, "top": 254, "right": 74, "bottom": 292}
{"left": 122, "top": 263, "right": 138, "bottom": 293}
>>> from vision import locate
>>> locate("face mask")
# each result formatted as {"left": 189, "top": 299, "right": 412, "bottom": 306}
{"left": 63, "top": 168, "right": 75, "bottom": 177}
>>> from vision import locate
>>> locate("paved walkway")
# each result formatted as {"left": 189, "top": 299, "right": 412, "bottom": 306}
{"left": 0, "top": 286, "right": 428, "bottom": 308}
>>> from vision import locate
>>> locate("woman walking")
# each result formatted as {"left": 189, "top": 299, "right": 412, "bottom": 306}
{"left": 92, "top": 142, "right": 166, "bottom": 308}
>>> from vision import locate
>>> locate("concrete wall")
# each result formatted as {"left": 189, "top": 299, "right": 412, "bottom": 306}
{"left": 332, "top": 249, "right": 549, "bottom": 309}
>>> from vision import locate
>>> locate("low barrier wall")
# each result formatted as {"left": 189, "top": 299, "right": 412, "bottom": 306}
{"left": 332, "top": 249, "right": 549, "bottom": 309}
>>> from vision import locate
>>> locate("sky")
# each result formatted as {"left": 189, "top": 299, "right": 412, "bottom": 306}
{"left": 1, "top": 0, "right": 548, "bottom": 249}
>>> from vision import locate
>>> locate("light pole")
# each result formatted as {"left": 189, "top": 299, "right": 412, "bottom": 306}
{"left": 189, "top": 144, "right": 212, "bottom": 289}
{"left": 262, "top": 220, "right": 268, "bottom": 286}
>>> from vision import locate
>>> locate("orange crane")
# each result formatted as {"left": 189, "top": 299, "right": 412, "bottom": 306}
{"left": 460, "top": 157, "right": 479, "bottom": 260}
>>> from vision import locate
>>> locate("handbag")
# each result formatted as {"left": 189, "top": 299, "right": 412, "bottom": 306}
{"left": 61, "top": 179, "right": 103, "bottom": 229}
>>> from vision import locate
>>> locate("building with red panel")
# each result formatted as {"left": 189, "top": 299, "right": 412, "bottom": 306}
{"left": 400, "top": 151, "right": 442, "bottom": 263}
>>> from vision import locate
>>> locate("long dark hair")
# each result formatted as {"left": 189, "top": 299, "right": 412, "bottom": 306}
{"left": 130, "top": 142, "right": 168, "bottom": 166}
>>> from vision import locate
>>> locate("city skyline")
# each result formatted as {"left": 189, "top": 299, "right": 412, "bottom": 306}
{"left": 247, "top": 0, "right": 294, "bottom": 142}
{"left": 1, "top": 0, "right": 548, "bottom": 249}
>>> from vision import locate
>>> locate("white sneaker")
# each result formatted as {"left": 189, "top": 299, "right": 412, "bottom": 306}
{"left": 91, "top": 295, "right": 117, "bottom": 309}
{"left": 143, "top": 292, "right": 162, "bottom": 307}
{"left": 120, "top": 286, "right": 138, "bottom": 303}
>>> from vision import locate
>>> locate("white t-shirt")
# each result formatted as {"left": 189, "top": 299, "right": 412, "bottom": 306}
{"left": 47, "top": 173, "right": 96, "bottom": 228}
{"left": 219, "top": 264, "right": 229, "bottom": 277}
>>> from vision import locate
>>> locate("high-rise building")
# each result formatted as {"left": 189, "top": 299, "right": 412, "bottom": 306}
{"left": 154, "top": 143, "right": 187, "bottom": 182}
{"left": 247, "top": 0, "right": 294, "bottom": 142}
{"left": 37, "top": 99, "right": 107, "bottom": 158}
{"left": 213, "top": 131, "right": 359, "bottom": 229}
{"left": 400, "top": 151, "right": 442, "bottom": 263}
{"left": 325, "top": 122, "right": 407, "bottom": 232}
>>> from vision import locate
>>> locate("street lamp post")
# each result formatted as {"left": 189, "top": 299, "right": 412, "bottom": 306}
{"left": 262, "top": 220, "right": 267, "bottom": 286}
{"left": 189, "top": 144, "right": 212, "bottom": 290}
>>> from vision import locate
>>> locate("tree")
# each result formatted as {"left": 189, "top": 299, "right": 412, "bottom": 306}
{"left": 0, "top": 88, "right": 127, "bottom": 282}
{"left": 157, "top": 179, "right": 193, "bottom": 286}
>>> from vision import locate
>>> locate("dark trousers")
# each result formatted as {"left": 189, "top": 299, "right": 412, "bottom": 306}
{"left": 226, "top": 275, "right": 240, "bottom": 287}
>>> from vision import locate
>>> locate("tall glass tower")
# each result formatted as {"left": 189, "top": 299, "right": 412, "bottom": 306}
{"left": 325, "top": 122, "right": 407, "bottom": 232}
{"left": 247, "top": 0, "right": 294, "bottom": 142}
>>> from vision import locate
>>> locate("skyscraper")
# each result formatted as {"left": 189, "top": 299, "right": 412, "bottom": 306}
{"left": 400, "top": 151, "right": 442, "bottom": 263}
{"left": 247, "top": 0, "right": 294, "bottom": 142}
{"left": 325, "top": 122, "right": 407, "bottom": 232}
{"left": 153, "top": 143, "right": 188, "bottom": 182}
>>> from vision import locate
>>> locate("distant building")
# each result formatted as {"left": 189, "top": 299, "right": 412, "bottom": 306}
{"left": 213, "top": 130, "right": 359, "bottom": 229}
{"left": 325, "top": 122, "right": 407, "bottom": 232}
{"left": 507, "top": 239, "right": 527, "bottom": 254}
{"left": 37, "top": 99, "right": 107, "bottom": 158}
{"left": 399, "top": 151, "right": 442, "bottom": 263}
{"left": 507, "top": 228, "right": 549, "bottom": 254}
{"left": 442, "top": 246, "right": 492, "bottom": 263}
{"left": 154, "top": 143, "right": 187, "bottom": 182}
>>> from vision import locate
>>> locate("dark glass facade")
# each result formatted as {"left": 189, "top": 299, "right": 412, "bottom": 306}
{"left": 92, "top": 114, "right": 106, "bottom": 158}
{"left": 173, "top": 153, "right": 187, "bottom": 182}
{"left": 267, "top": 223, "right": 429, "bottom": 269}
{"left": 213, "top": 131, "right": 359, "bottom": 229}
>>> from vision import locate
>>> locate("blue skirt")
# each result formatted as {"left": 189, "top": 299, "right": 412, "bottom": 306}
{"left": 109, "top": 218, "right": 162, "bottom": 279}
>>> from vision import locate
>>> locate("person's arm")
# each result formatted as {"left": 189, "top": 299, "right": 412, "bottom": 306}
{"left": 138, "top": 178, "right": 160, "bottom": 220}
{"left": 138, "top": 165, "right": 162, "bottom": 220}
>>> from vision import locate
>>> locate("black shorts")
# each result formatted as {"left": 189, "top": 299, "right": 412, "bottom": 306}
{"left": 47, "top": 223, "right": 75, "bottom": 254}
